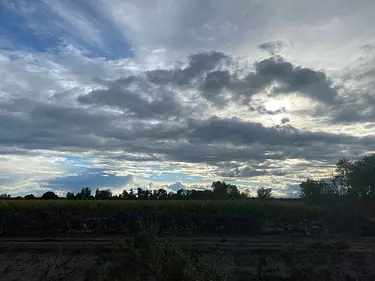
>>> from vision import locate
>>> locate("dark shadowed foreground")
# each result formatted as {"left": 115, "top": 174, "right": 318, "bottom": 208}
{"left": 1, "top": 234, "right": 375, "bottom": 281}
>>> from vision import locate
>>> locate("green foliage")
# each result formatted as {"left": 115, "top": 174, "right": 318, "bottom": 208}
{"left": 66, "top": 192, "right": 75, "bottom": 200}
{"left": 85, "top": 230, "right": 223, "bottom": 281}
{"left": 24, "top": 194, "right": 36, "bottom": 199}
{"left": 41, "top": 191, "right": 58, "bottom": 200}
{"left": 0, "top": 193, "right": 10, "bottom": 199}
{"left": 257, "top": 187, "right": 272, "bottom": 200}
{"left": 301, "top": 154, "right": 375, "bottom": 203}
{"left": 344, "top": 155, "right": 375, "bottom": 196}
{"left": 300, "top": 179, "right": 326, "bottom": 201}
{"left": 76, "top": 187, "right": 92, "bottom": 200}
{"left": 212, "top": 181, "right": 242, "bottom": 199}
{"left": 95, "top": 189, "right": 113, "bottom": 200}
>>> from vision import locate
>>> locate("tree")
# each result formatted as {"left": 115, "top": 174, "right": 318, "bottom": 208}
{"left": 41, "top": 191, "right": 58, "bottom": 200}
{"left": 120, "top": 190, "right": 129, "bottom": 200}
{"left": 212, "top": 181, "right": 241, "bottom": 199}
{"left": 257, "top": 187, "right": 272, "bottom": 200}
{"left": 95, "top": 188, "right": 113, "bottom": 200}
{"left": 76, "top": 187, "right": 91, "bottom": 200}
{"left": 299, "top": 178, "right": 329, "bottom": 203}
{"left": 128, "top": 189, "right": 136, "bottom": 200}
{"left": 137, "top": 188, "right": 151, "bottom": 200}
{"left": 332, "top": 155, "right": 375, "bottom": 197}
{"left": 0, "top": 193, "right": 10, "bottom": 199}
{"left": 152, "top": 189, "right": 168, "bottom": 200}
{"left": 24, "top": 194, "right": 36, "bottom": 199}
{"left": 66, "top": 192, "right": 75, "bottom": 200}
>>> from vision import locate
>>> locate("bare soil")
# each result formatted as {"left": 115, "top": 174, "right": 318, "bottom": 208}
{"left": 1, "top": 236, "right": 375, "bottom": 281}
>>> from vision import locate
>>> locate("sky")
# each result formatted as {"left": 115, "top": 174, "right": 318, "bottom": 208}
{"left": 1, "top": 0, "right": 375, "bottom": 197}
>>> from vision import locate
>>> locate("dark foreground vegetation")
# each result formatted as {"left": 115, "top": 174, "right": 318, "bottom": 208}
{"left": 2, "top": 154, "right": 375, "bottom": 280}
{"left": 85, "top": 228, "right": 222, "bottom": 281}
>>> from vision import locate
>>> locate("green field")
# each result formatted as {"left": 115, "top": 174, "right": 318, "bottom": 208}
{"left": 0, "top": 199, "right": 323, "bottom": 218}
{"left": 0, "top": 199, "right": 328, "bottom": 236}
{"left": 1, "top": 199, "right": 372, "bottom": 237}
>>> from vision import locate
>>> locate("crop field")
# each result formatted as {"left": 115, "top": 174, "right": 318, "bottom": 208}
{"left": 2, "top": 199, "right": 375, "bottom": 280}
{"left": 0, "top": 199, "right": 327, "bottom": 237}
{"left": 0, "top": 199, "right": 323, "bottom": 218}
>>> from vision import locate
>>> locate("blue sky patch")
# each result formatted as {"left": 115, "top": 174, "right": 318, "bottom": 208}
{"left": 0, "top": 1, "right": 133, "bottom": 59}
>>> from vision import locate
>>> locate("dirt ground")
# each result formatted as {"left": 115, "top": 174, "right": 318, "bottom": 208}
{"left": 1, "top": 236, "right": 375, "bottom": 281}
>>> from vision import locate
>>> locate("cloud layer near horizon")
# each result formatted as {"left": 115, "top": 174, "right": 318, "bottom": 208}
{"left": 1, "top": 0, "right": 375, "bottom": 197}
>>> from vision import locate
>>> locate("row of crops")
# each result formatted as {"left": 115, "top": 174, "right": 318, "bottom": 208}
{"left": 0, "top": 199, "right": 330, "bottom": 236}
{"left": 0, "top": 199, "right": 324, "bottom": 219}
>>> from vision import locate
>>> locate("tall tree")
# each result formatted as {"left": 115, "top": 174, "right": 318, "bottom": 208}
{"left": 257, "top": 187, "right": 272, "bottom": 200}
{"left": 41, "top": 191, "right": 58, "bottom": 200}
{"left": 95, "top": 188, "right": 113, "bottom": 200}
{"left": 66, "top": 192, "right": 75, "bottom": 200}
{"left": 76, "top": 187, "right": 91, "bottom": 200}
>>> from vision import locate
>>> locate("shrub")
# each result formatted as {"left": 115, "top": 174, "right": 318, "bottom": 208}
{"left": 85, "top": 229, "right": 223, "bottom": 281}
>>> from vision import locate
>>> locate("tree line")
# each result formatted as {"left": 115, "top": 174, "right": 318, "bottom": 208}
{"left": 300, "top": 154, "right": 375, "bottom": 203}
{"left": 2, "top": 181, "right": 264, "bottom": 201}
{"left": 6, "top": 153, "right": 374, "bottom": 202}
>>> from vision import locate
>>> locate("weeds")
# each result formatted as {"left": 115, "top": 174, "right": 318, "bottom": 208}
{"left": 85, "top": 228, "right": 223, "bottom": 281}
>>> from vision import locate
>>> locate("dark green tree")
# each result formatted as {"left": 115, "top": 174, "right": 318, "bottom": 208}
{"left": 257, "top": 187, "right": 272, "bottom": 200}
{"left": 152, "top": 189, "right": 168, "bottom": 200}
{"left": 212, "top": 181, "right": 240, "bottom": 199}
{"left": 299, "top": 178, "right": 328, "bottom": 203}
{"left": 66, "top": 192, "right": 75, "bottom": 200}
{"left": 24, "top": 194, "right": 36, "bottom": 199}
{"left": 137, "top": 188, "right": 151, "bottom": 200}
{"left": 331, "top": 155, "right": 375, "bottom": 197}
{"left": 41, "top": 191, "right": 58, "bottom": 200}
{"left": 95, "top": 188, "right": 113, "bottom": 200}
{"left": 76, "top": 187, "right": 91, "bottom": 200}
{"left": 0, "top": 193, "right": 10, "bottom": 199}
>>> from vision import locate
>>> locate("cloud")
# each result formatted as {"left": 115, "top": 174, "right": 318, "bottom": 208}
{"left": 1, "top": 0, "right": 375, "bottom": 196}
{"left": 0, "top": 48, "right": 373, "bottom": 195}
{"left": 258, "top": 40, "right": 290, "bottom": 55}
{"left": 78, "top": 77, "right": 201, "bottom": 120}
{"left": 250, "top": 57, "right": 339, "bottom": 104}
{"left": 360, "top": 44, "right": 375, "bottom": 53}
{"left": 44, "top": 168, "right": 134, "bottom": 193}
{"left": 185, "top": 116, "right": 370, "bottom": 147}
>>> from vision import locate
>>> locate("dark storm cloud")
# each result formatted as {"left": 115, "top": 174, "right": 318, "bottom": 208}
{"left": 145, "top": 51, "right": 340, "bottom": 107}
{"left": 258, "top": 40, "right": 289, "bottom": 55}
{"left": 146, "top": 51, "right": 230, "bottom": 86}
{"left": 199, "top": 70, "right": 232, "bottom": 107}
{"left": 78, "top": 80, "right": 197, "bottom": 120}
{"left": 330, "top": 101, "right": 375, "bottom": 124}
{"left": 0, "top": 50, "right": 371, "bottom": 183}
{"left": 327, "top": 71, "right": 375, "bottom": 124}
{"left": 180, "top": 51, "right": 230, "bottom": 85}
{"left": 250, "top": 57, "right": 339, "bottom": 104}
{"left": 1, "top": 96, "right": 373, "bottom": 169}
{"left": 185, "top": 116, "right": 365, "bottom": 147}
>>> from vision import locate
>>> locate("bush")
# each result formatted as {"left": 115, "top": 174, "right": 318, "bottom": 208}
{"left": 85, "top": 229, "right": 223, "bottom": 281}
